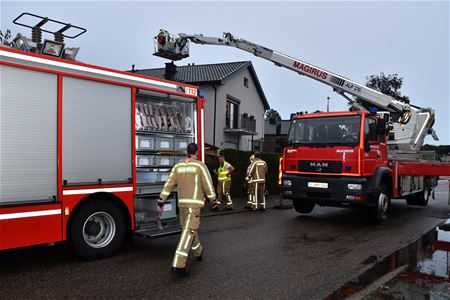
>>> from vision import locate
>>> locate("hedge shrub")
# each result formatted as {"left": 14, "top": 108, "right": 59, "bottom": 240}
{"left": 208, "top": 149, "right": 280, "bottom": 198}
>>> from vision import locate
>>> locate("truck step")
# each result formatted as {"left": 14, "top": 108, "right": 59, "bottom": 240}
{"left": 134, "top": 224, "right": 181, "bottom": 239}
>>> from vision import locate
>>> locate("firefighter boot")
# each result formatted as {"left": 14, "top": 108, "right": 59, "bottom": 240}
{"left": 171, "top": 267, "right": 190, "bottom": 278}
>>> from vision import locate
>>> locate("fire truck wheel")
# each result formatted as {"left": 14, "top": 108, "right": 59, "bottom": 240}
{"left": 368, "top": 184, "right": 390, "bottom": 223}
{"left": 70, "top": 201, "right": 126, "bottom": 260}
{"left": 416, "top": 184, "right": 430, "bottom": 207}
{"left": 292, "top": 199, "right": 315, "bottom": 214}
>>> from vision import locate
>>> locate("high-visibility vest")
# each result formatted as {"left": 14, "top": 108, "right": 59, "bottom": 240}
{"left": 218, "top": 161, "right": 232, "bottom": 182}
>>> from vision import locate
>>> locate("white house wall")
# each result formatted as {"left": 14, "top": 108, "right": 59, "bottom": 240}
{"left": 200, "top": 67, "right": 266, "bottom": 151}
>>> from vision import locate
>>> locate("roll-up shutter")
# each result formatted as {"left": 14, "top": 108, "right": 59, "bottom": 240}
{"left": 0, "top": 65, "right": 57, "bottom": 204}
{"left": 62, "top": 77, "right": 131, "bottom": 185}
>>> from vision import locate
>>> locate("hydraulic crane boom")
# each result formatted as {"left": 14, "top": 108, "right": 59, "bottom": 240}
{"left": 154, "top": 30, "right": 438, "bottom": 151}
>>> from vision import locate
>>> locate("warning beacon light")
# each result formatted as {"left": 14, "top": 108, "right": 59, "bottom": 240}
{"left": 153, "top": 29, "right": 190, "bottom": 61}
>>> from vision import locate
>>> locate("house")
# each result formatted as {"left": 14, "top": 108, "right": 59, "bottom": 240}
{"left": 132, "top": 61, "right": 270, "bottom": 151}
{"left": 263, "top": 119, "right": 291, "bottom": 153}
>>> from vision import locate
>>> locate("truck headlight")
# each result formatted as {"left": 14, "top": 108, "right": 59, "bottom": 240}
{"left": 283, "top": 180, "right": 292, "bottom": 186}
{"left": 347, "top": 184, "right": 362, "bottom": 190}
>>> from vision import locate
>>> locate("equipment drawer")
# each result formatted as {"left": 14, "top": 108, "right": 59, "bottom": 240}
{"left": 136, "top": 169, "right": 157, "bottom": 184}
{"left": 155, "top": 137, "right": 174, "bottom": 151}
{"left": 154, "top": 155, "right": 175, "bottom": 166}
{"left": 174, "top": 137, "right": 193, "bottom": 151}
{"left": 136, "top": 136, "right": 155, "bottom": 151}
{"left": 136, "top": 155, "right": 154, "bottom": 167}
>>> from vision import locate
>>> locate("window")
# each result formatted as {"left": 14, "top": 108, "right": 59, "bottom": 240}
{"left": 244, "top": 77, "right": 249, "bottom": 88}
{"left": 288, "top": 116, "right": 361, "bottom": 146}
{"left": 366, "top": 118, "right": 378, "bottom": 142}
{"left": 225, "top": 100, "right": 239, "bottom": 129}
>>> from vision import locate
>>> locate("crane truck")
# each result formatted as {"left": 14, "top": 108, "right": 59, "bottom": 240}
{"left": 154, "top": 29, "right": 450, "bottom": 222}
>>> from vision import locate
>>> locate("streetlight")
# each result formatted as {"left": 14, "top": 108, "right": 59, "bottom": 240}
{"left": 327, "top": 97, "right": 330, "bottom": 112}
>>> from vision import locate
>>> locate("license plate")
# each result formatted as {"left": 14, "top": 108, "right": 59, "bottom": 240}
{"left": 308, "top": 182, "right": 328, "bottom": 189}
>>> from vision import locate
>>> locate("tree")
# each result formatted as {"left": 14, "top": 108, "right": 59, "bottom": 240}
{"left": 365, "top": 73, "right": 410, "bottom": 103}
{"left": 265, "top": 109, "right": 282, "bottom": 124}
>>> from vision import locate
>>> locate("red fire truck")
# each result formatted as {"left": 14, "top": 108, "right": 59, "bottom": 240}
{"left": 155, "top": 30, "right": 450, "bottom": 222}
{"left": 0, "top": 45, "right": 205, "bottom": 258}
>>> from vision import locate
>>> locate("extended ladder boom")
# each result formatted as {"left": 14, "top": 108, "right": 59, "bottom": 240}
{"left": 154, "top": 30, "right": 438, "bottom": 151}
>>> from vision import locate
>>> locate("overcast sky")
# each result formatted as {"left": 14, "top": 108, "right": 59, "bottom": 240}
{"left": 2, "top": 1, "right": 449, "bottom": 144}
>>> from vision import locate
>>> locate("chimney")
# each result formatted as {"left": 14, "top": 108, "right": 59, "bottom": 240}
{"left": 165, "top": 62, "right": 177, "bottom": 80}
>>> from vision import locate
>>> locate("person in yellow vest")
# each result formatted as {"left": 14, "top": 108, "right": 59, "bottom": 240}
{"left": 246, "top": 152, "right": 268, "bottom": 211}
{"left": 211, "top": 155, "right": 235, "bottom": 210}
{"left": 158, "top": 143, "right": 216, "bottom": 277}
{"left": 244, "top": 154, "right": 255, "bottom": 209}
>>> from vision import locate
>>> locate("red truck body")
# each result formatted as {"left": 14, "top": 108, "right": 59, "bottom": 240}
{"left": 0, "top": 46, "right": 205, "bottom": 258}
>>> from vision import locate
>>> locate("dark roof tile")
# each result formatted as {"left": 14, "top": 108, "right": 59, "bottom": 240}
{"left": 132, "top": 61, "right": 269, "bottom": 109}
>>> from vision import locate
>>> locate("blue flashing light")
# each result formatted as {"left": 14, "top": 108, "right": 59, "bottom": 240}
{"left": 198, "top": 90, "right": 205, "bottom": 98}
{"left": 345, "top": 165, "right": 352, "bottom": 171}
{"left": 369, "top": 107, "right": 378, "bottom": 113}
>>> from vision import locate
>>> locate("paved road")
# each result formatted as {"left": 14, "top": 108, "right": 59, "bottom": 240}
{"left": 1, "top": 180, "right": 449, "bottom": 299}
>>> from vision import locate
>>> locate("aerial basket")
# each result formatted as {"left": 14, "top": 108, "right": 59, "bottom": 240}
{"left": 153, "top": 29, "right": 189, "bottom": 61}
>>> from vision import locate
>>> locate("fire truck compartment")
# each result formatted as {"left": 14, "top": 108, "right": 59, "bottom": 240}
{"left": 62, "top": 77, "right": 132, "bottom": 185}
{"left": 0, "top": 65, "right": 58, "bottom": 204}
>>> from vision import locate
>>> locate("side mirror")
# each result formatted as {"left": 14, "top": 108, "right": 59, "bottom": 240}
{"left": 377, "top": 119, "right": 388, "bottom": 135}
{"left": 364, "top": 131, "right": 370, "bottom": 152}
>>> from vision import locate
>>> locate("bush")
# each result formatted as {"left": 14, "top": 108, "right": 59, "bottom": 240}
{"left": 214, "top": 149, "right": 280, "bottom": 198}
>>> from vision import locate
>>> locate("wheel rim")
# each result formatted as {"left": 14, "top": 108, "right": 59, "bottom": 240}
{"left": 82, "top": 212, "right": 116, "bottom": 249}
{"left": 378, "top": 192, "right": 389, "bottom": 215}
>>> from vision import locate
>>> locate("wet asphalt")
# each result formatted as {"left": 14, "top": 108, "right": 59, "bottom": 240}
{"left": 1, "top": 180, "right": 449, "bottom": 299}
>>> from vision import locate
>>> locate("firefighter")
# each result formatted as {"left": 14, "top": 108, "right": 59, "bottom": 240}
{"left": 245, "top": 155, "right": 255, "bottom": 209}
{"left": 211, "top": 155, "right": 235, "bottom": 210}
{"left": 246, "top": 152, "right": 268, "bottom": 210}
{"left": 158, "top": 143, "right": 216, "bottom": 277}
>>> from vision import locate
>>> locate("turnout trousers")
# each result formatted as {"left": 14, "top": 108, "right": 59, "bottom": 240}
{"left": 248, "top": 182, "right": 266, "bottom": 209}
{"left": 172, "top": 207, "right": 203, "bottom": 268}
{"left": 216, "top": 181, "right": 232, "bottom": 208}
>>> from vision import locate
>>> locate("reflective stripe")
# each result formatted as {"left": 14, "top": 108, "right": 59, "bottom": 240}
{"left": 179, "top": 199, "right": 204, "bottom": 205}
{"left": 191, "top": 243, "right": 201, "bottom": 250}
{"left": 0, "top": 50, "right": 177, "bottom": 89}
{"left": 194, "top": 175, "right": 199, "bottom": 200}
{"left": 249, "top": 179, "right": 265, "bottom": 183}
{"left": 191, "top": 162, "right": 215, "bottom": 196}
{"left": 161, "top": 190, "right": 171, "bottom": 196}
{"left": 255, "top": 183, "right": 258, "bottom": 208}
{"left": 184, "top": 234, "right": 192, "bottom": 250}
{"left": 182, "top": 162, "right": 215, "bottom": 198}
{"left": 0, "top": 209, "right": 61, "bottom": 220}
{"left": 176, "top": 250, "right": 188, "bottom": 257}
{"left": 63, "top": 186, "right": 133, "bottom": 195}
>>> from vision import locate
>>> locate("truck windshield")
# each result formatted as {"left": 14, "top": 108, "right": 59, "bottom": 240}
{"left": 288, "top": 115, "right": 361, "bottom": 146}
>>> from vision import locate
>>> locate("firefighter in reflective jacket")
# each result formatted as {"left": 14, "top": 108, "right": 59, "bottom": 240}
{"left": 246, "top": 152, "right": 268, "bottom": 210}
{"left": 158, "top": 143, "right": 216, "bottom": 277}
{"left": 245, "top": 154, "right": 255, "bottom": 209}
{"left": 212, "top": 155, "right": 235, "bottom": 210}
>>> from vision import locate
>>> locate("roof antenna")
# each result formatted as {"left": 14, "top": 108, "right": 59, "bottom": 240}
{"left": 131, "top": 64, "right": 135, "bottom": 73}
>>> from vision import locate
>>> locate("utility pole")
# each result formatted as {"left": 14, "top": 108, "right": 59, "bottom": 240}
{"left": 327, "top": 97, "right": 330, "bottom": 112}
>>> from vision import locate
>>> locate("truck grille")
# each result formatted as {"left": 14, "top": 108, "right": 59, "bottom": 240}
{"left": 298, "top": 160, "right": 342, "bottom": 174}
